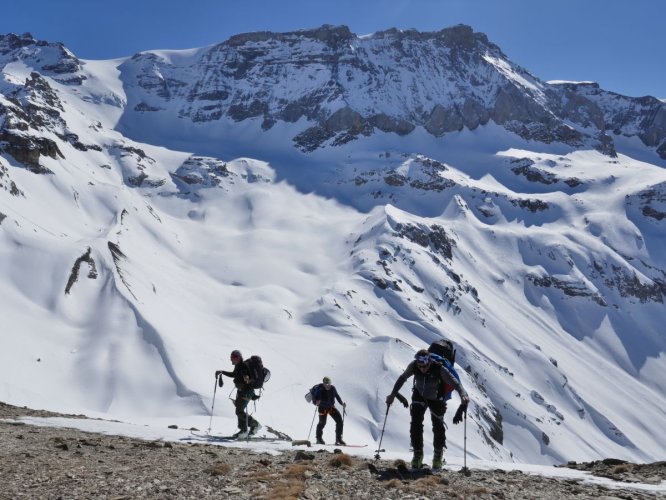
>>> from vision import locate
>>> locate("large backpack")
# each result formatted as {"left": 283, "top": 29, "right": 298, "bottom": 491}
{"left": 304, "top": 384, "right": 321, "bottom": 404}
{"left": 428, "top": 339, "right": 460, "bottom": 400}
{"left": 244, "top": 355, "right": 270, "bottom": 390}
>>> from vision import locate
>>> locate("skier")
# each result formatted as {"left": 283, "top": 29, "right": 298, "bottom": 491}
{"left": 386, "top": 349, "right": 469, "bottom": 470}
{"left": 311, "top": 376, "right": 347, "bottom": 445}
{"left": 216, "top": 350, "right": 261, "bottom": 439}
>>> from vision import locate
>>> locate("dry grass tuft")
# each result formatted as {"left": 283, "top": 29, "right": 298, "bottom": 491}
{"left": 410, "top": 475, "right": 444, "bottom": 494}
{"left": 284, "top": 464, "right": 313, "bottom": 479}
{"left": 384, "top": 479, "right": 403, "bottom": 489}
{"left": 263, "top": 478, "right": 306, "bottom": 500}
{"left": 329, "top": 453, "right": 353, "bottom": 467}
{"left": 205, "top": 462, "right": 231, "bottom": 476}
{"left": 611, "top": 464, "right": 633, "bottom": 474}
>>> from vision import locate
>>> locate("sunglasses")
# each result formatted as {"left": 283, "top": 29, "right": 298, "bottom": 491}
{"left": 415, "top": 355, "right": 430, "bottom": 365}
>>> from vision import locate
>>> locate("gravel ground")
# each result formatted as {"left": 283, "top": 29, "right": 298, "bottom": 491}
{"left": 1, "top": 401, "right": 663, "bottom": 499}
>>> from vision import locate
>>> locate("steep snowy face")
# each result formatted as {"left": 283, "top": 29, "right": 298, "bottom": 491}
{"left": 116, "top": 24, "right": 666, "bottom": 158}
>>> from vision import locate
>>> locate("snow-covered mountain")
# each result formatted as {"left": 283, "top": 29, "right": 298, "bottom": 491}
{"left": 1, "top": 26, "right": 665, "bottom": 466}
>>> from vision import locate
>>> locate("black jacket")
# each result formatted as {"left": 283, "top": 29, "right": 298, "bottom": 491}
{"left": 313, "top": 384, "right": 343, "bottom": 410}
{"left": 390, "top": 360, "right": 467, "bottom": 401}
{"left": 221, "top": 362, "right": 251, "bottom": 391}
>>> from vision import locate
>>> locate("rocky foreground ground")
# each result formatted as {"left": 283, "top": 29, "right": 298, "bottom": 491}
{"left": 1, "top": 402, "right": 664, "bottom": 499}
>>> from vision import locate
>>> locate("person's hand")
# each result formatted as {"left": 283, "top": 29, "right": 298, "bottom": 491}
{"left": 314, "top": 400, "right": 320, "bottom": 407}
{"left": 342, "top": 402, "right": 347, "bottom": 409}
{"left": 385, "top": 395, "right": 395, "bottom": 406}
{"left": 215, "top": 370, "right": 222, "bottom": 377}
{"left": 453, "top": 397, "right": 469, "bottom": 425}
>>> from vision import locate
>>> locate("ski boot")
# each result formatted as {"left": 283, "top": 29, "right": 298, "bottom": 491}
{"left": 249, "top": 421, "right": 262, "bottom": 436}
{"left": 411, "top": 450, "right": 424, "bottom": 469}
{"left": 432, "top": 448, "right": 444, "bottom": 471}
{"left": 335, "top": 437, "right": 346, "bottom": 446}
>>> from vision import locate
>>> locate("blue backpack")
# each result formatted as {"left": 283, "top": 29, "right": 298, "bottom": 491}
{"left": 428, "top": 339, "right": 461, "bottom": 400}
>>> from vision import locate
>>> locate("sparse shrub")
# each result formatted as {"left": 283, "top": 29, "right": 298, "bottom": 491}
{"left": 329, "top": 453, "right": 353, "bottom": 467}
{"left": 205, "top": 462, "right": 231, "bottom": 476}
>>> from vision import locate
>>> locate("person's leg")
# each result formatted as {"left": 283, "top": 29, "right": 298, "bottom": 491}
{"left": 330, "top": 407, "right": 344, "bottom": 444}
{"left": 234, "top": 393, "right": 248, "bottom": 432}
{"left": 429, "top": 399, "right": 447, "bottom": 467}
{"left": 410, "top": 393, "right": 427, "bottom": 467}
{"left": 316, "top": 410, "right": 328, "bottom": 443}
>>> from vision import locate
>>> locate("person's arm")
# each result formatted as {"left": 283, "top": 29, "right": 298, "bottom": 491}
{"left": 334, "top": 387, "right": 344, "bottom": 406}
{"left": 386, "top": 362, "right": 415, "bottom": 405}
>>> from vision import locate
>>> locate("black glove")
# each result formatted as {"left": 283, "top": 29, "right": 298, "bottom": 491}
{"left": 395, "top": 393, "right": 409, "bottom": 408}
{"left": 453, "top": 401, "right": 467, "bottom": 425}
{"left": 215, "top": 370, "right": 222, "bottom": 377}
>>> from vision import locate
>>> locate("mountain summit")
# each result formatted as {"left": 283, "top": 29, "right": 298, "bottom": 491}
{"left": 1, "top": 26, "right": 665, "bottom": 466}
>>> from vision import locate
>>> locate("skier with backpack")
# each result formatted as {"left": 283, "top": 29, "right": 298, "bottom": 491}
{"left": 215, "top": 350, "right": 267, "bottom": 439}
{"left": 309, "top": 376, "right": 347, "bottom": 445}
{"left": 385, "top": 340, "right": 469, "bottom": 470}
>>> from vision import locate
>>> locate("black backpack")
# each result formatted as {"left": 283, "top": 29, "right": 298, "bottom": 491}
{"left": 428, "top": 338, "right": 456, "bottom": 365}
{"left": 244, "top": 355, "right": 270, "bottom": 390}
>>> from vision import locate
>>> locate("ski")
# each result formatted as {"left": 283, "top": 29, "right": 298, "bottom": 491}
{"left": 318, "top": 443, "right": 368, "bottom": 448}
{"left": 188, "top": 430, "right": 290, "bottom": 443}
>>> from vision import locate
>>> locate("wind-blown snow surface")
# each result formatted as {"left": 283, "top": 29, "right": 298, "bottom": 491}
{"left": 1, "top": 36, "right": 665, "bottom": 468}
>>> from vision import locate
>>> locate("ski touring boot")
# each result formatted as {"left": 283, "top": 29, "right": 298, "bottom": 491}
{"left": 432, "top": 448, "right": 444, "bottom": 471}
{"left": 249, "top": 421, "right": 262, "bottom": 436}
{"left": 411, "top": 450, "right": 424, "bottom": 470}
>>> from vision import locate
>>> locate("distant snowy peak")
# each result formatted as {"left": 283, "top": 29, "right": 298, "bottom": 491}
{"left": 0, "top": 32, "right": 85, "bottom": 85}
{"left": 113, "top": 24, "right": 665, "bottom": 158}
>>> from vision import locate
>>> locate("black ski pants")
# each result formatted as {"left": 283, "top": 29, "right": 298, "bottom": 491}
{"left": 316, "top": 407, "right": 343, "bottom": 440}
{"left": 410, "top": 391, "right": 446, "bottom": 453}
{"left": 234, "top": 389, "right": 259, "bottom": 431}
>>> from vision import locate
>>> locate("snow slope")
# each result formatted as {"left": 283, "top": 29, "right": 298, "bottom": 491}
{"left": 1, "top": 28, "right": 665, "bottom": 467}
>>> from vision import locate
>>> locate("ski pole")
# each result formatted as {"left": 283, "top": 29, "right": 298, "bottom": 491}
{"left": 207, "top": 374, "right": 219, "bottom": 434}
{"left": 461, "top": 407, "right": 471, "bottom": 476}
{"left": 307, "top": 406, "right": 317, "bottom": 442}
{"left": 374, "top": 404, "right": 391, "bottom": 460}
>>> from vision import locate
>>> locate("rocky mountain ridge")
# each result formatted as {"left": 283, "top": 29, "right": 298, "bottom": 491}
{"left": 109, "top": 24, "right": 666, "bottom": 157}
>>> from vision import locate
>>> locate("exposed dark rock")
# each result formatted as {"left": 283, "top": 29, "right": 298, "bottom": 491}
{"left": 64, "top": 247, "right": 98, "bottom": 294}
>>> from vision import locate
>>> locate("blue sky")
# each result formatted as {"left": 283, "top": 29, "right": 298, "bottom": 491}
{"left": 2, "top": 0, "right": 664, "bottom": 98}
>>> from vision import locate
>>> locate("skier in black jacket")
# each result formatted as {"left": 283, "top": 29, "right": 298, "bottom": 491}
{"left": 386, "top": 349, "right": 469, "bottom": 469}
{"left": 216, "top": 350, "right": 261, "bottom": 438}
{"left": 311, "top": 376, "right": 347, "bottom": 445}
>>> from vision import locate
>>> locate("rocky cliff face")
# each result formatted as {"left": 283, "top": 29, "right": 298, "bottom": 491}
{"left": 116, "top": 24, "right": 666, "bottom": 157}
